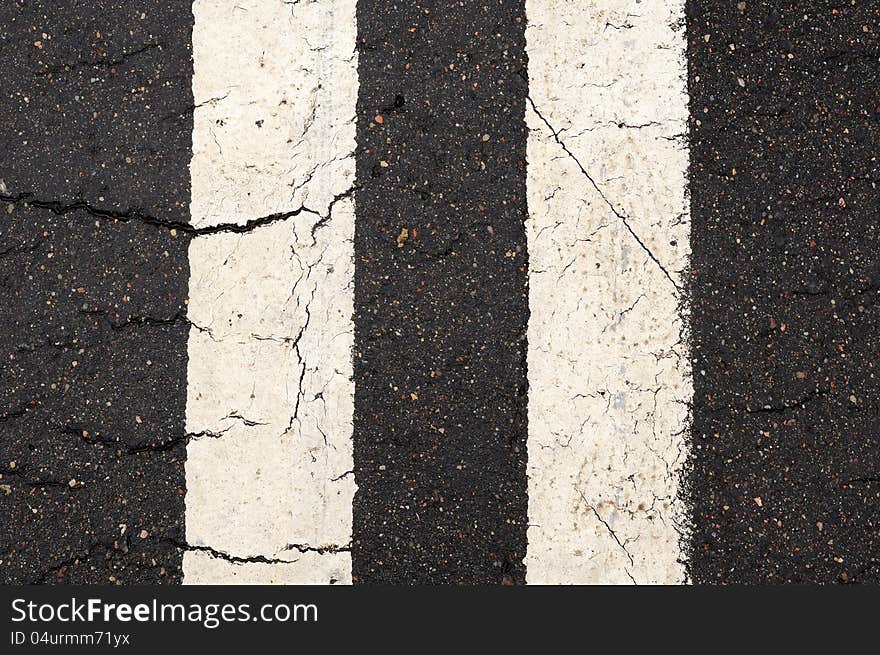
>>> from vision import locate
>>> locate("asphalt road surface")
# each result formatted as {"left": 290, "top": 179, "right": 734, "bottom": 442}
{"left": 687, "top": 0, "right": 880, "bottom": 584}
{"left": 352, "top": 0, "right": 530, "bottom": 585}
{"left": 0, "top": 0, "right": 877, "bottom": 585}
{"left": 1, "top": 0, "right": 192, "bottom": 584}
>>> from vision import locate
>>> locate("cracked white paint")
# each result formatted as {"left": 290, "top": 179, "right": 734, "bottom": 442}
{"left": 525, "top": 0, "right": 690, "bottom": 583}
{"left": 184, "top": 0, "right": 356, "bottom": 584}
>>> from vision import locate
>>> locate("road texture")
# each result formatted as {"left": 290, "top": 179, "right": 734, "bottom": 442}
{"left": 0, "top": 1, "right": 193, "bottom": 583}
{"left": 687, "top": 0, "right": 880, "bottom": 583}
{"left": 525, "top": 0, "right": 690, "bottom": 584}
{"left": 183, "top": 0, "right": 357, "bottom": 584}
{"left": 352, "top": 0, "right": 531, "bottom": 584}
{"left": 2, "top": 0, "right": 879, "bottom": 586}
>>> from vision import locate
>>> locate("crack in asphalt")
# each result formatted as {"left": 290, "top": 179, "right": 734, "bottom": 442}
{"left": 281, "top": 542, "right": 351, "bottom": 555}
{"left": 526, "top": 96, "right": 681, "bottom": 291}
{"left": 165, "top": 541, "right": 300, "bottom": 566}
{"left": 162, "top": 540, "right": 351, "bottom": 565}
{"left": 0, "top": 193, "right": 322, "bottom": 237}
{"left": 58, "top": 423, "right": 230, "bottom": 454}
{"left": 577, "top": 490, "right": 636, "bottom": 574}
{"left": 34, "top": 42, "right": 164, "bottom": 77}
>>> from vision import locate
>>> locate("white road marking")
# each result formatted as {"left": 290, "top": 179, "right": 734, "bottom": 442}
{"left": 183, "top": 0, "right": 357, "bottom": 584}
{"left": 525, "top": 1, "right": 691, "bottom": 583}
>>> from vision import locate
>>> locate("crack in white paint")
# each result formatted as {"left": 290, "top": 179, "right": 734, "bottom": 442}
{"left": 183, "top": 0, "right": 357, "bottom": 585}
{"left": 525, "top": 0, "right": 691, "bottom": 584}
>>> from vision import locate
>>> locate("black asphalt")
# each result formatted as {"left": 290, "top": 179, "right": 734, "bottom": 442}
{"left": 352, "top": 1, "right": 530, "bottom": 583}
{"left": 0, "top": 1, "right": 193, "bottom": 583}
{"left": 5, "top": 0, "right": 879, "bottom": 588}
{"left": 687, "top": 1, "right": 880, "bottom": 583}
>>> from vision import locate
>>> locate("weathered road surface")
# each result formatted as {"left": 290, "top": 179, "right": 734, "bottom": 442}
{"left": 1, "top": 0, "right": 878, "bottom": 585}
{"left": 687, "top": 0, "right": 880, "bottom": 584}
{"left": 352, "top": 1, "right": 530, "bottom": 585}
{"left": 525, "top": 0, "right": 690, "bottom": 584}
{"left": 183, "top": 0, "right": 357, "bottom": 585}
{"left": 1, "top": 0, "right": 193, "bottom": 583}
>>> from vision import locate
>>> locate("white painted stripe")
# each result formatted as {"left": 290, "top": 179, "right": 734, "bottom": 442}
{"left": 525, "top": 1, "right": 691, "bottom": 583}
{"left": 184, "top": 0, "right": 357, "bottom": 584}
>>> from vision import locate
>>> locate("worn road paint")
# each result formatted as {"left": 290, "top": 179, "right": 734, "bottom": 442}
{"left": 184, "top": 0, "right": 357, "bottom": 584}
{"left": 525, "top": 0, "right": 691, "bottom": 583}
